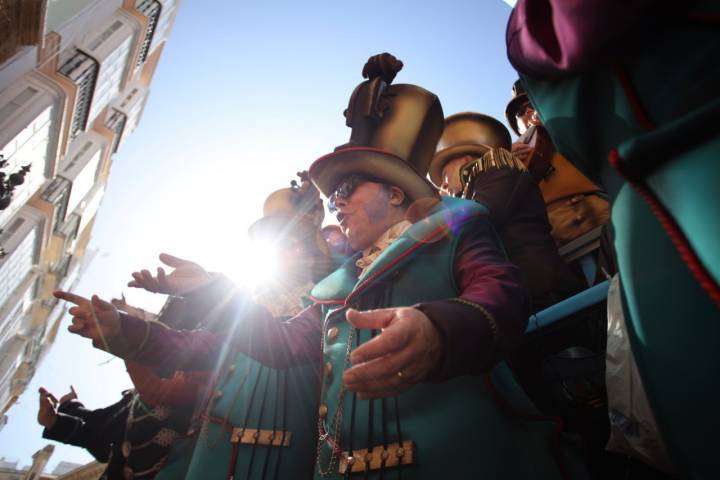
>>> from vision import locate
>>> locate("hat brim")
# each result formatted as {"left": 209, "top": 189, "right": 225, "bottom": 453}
{"left": 429, "top": 143, "right": 491, "bottom": 187}
{"left": 308, "top": 147, "right": 439, "bottom": 202}
{"left": 505, "top": 93, "right": 528, "bottom": 137}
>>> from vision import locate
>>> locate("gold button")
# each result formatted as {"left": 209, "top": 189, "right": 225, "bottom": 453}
{"left": 121, "top": 440, "right": 131, "bottom": 458}
{"left": 346, "top": 455, "right": 355, "bottom": 466}
{"left": 327, "top": 327, "right": 339, "bottom": 342}
{"left": 396, "top": 447, "right": 405, "bottom": 458}
{"left": 227, "top": 364, "right": 236, "bottom": 373}
{"left": 318, "top": 404, "right": 328, "bottom": 419}
{"left": 213, "top": 390, "right": 223, "bottom": 400}
{"left": 324, "top": 361, "right": 333, "bottom": 377}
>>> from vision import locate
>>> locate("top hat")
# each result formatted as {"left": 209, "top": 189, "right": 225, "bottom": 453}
{"left": 505, "top": 79, "right": 530, "bottom": 136}
{"left": 309, "top": 53, "right": 444, "bottom": 203}
{"left": 429, "top": 112, "right": 512, "bottom": 186}
{"left": 248, "top": 172, "right": 326, "bottom": 244}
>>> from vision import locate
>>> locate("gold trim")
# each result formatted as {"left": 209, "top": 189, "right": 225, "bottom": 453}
{"left": 339, "top": 440, "right": 415, "bottom": 474}
{"left": 230, "top": 427, "right": 292, "bottom": 447}
{"left": 450, "top": 297, "right": 498, "bottom": 341}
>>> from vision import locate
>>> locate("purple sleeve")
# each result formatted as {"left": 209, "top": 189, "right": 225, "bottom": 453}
{"left": 506, "top": 0, "right": 652, "bottom": 77}
{"left": 416, "top": 220, "right": 529, "bottom": 379}
{"left": 112, "top": 301, "right": 323, "bottom": 371}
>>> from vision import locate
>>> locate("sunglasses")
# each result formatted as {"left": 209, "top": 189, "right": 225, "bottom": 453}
{"left": 327, "top": 175, "right": 369, "bottom": 213}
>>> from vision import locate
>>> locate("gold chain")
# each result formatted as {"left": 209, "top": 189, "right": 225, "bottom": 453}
{"left": 315, "top": 310, "right": 355, "bottom": 477}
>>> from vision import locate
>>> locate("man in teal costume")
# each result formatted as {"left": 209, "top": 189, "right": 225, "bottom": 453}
{"left": 506, "top": 1, "right": 720, "bottom": 477}
{"left": 56, "top": 54, "right": 590, "bottom": 478}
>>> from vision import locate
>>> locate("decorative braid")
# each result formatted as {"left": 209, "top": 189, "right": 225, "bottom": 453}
{"left": 609, "top": 149, "right": 720, "bottom": 307}
{"left": 460, "top": 148, "right": 527, "bottom": 197}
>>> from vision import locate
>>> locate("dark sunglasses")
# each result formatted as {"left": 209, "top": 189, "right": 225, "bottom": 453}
{"left": 327, "top": 175, "right": 369, "bottom": 213}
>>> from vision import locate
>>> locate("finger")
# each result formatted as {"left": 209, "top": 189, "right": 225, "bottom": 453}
{"left": 68, "top": 317, "right": 88, "bottom": 334}
{"left": 127, "top": 280, "right": 142, "bottom": 288}
{"left": 38, "top": 387, "right": 48, "bottom": 396}
{"left": 91, "top": 294, "right": 114, "bottom": 312}
{"left": 350, "top": 322, "right": 410, "bottom": 364}
{"left": 48, "top": 393, "right": 58, "bottom": 405}
{"left": 53, "top": 290, "right": 89, "bottom": 306}
{"left": 344, "top": 345, "right": 415, "bottom": 386}
{"left": 70, "top": 385, "right": 77, "bottom": 397}
{"left": 159, "top": 253, "right": 192, "bottom": 268}
{"left": 157, "top": 267, "right": 166, "bottom": 289}
{"left": 139, "top": 270, "right": 157, "bottom": 292}
{"left": 346, "top": 308, "right": 396, "bottom": 330}
{"left": 68, "top": 306, "right": 87, "bottom": 317}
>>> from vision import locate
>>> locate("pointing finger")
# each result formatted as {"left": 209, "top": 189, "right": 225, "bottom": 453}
{"left": 54, "top": 290, "right": 89, "bottom": 306}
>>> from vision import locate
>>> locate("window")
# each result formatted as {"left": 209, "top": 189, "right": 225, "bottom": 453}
{"left": 59, "top": 50, "right": 99, "bottom": 139}
{"left": 105, "top": 109, "right": 127, "bottom": 153}
{"left": 136, "top": 1, "right": 162, "bottom": 66}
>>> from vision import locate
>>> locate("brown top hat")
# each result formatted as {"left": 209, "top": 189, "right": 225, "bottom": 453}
{"left": 505, "top": 79, "right": 530, "bottom": 136}
{"left": 309, "top": 53, "right": 444, "bottom": 203}
{"left": 429, "top": 112, "right": 512, "bottom": 186}
{"left": 248, "top": 172, "right": 325, "bottom": 242}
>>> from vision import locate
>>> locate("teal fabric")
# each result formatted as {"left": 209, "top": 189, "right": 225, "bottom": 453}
{"left": 184, "top": 357, "right": 318, "bottom": 479}
{"left": 311, "top": 197, "right": 590, "bottom": 479}
{"left": 519, "top": 2, "right": 720, "bottom": 476}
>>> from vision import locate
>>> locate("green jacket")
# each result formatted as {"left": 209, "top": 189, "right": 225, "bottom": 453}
{"left": 311, "top": 197, "right": 589, "bottom": 479}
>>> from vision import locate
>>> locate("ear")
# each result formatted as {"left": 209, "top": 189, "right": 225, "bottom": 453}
{"left": 388, "top": 186, "right": 406, "bottom": 206}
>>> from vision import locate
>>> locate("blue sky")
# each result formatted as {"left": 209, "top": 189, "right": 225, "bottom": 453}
{"left": 0, "top": 0, "right": 516, "bottom": 470}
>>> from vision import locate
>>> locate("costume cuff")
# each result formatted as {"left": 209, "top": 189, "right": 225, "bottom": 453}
{"left": 415, "top": 297, "right": 498, "bottom": 381}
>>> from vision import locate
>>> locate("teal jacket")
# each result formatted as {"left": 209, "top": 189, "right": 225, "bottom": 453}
{"left": 310, "top": 197, "right": 589, "bottom": 479}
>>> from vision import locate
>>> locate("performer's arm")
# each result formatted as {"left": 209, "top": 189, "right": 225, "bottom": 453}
{"left": 415, "top": 218, "right": 529, "bottom": 379}
{"left": 42, "top": 394, "right": 132, "bottom": 462}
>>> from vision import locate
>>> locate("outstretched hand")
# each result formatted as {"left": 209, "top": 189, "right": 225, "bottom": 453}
{"left": 37, "top": 387, "right": 58, "bottom": 429}
{"left": 342, "top": 307, "right": 443, "bottom": 400}
{"left": 53, "top": 291, "right": 120, "bottom": 349}
{"left": 128, "top": 253, "right": 211, "bottom": 295}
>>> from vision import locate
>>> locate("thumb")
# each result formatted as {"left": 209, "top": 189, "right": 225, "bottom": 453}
{"left": 159, "top": 253, "right": 191, "bottom": 268}
{"left": 346, "top": 308, "right": 396, "bottom": 330}
{"left": 91, "top": 295, "right": 114, "bottom": 312}
{"left": 70, "top": 385, "right": 77, "bottom": 397}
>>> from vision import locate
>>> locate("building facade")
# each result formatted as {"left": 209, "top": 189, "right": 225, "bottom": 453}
{"left": 0, "top": 0, "right": 180, "bottom": 424}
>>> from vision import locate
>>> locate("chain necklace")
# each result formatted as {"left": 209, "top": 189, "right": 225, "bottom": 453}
{"left": 315, "top": 309, "right": 355, "bottom": 477}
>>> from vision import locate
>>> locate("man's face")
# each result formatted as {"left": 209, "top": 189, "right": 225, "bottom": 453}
{"left": 333, "top": 180, "right": 396, "bottom": 251}
{"left": 440, "top": 155, "right": 473, "bottom": 196}
{"left": 516, "top": 101, "right": 542, "bottom": 134}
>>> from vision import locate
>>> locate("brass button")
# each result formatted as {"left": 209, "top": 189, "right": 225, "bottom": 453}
{"left": 324, "top": 361, "right": 333, "bottom": 377}
{"left": 318, "top": 404, "right": 328, "bottom": 419}
{"left": 213, "top": 390, "right": 223, "bottom": 400}
{"left": 327, "top": 327, "right": 339, "bottom": 342}
{"left": 227, "top": 364, "right": 236, "bottom": 374}
{"left": 346, "top": 455, "right": 355, "bottom": 466}
{"left": 396, "top": 447, "right": 405, "bottom": 458}
{"left": 121, "top": 440, "right": 131, "bottom": 458}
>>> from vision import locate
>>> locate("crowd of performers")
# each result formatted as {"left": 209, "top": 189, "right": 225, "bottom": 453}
{"left": 36, "top": 2, "right": 719, "bottom": 479}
